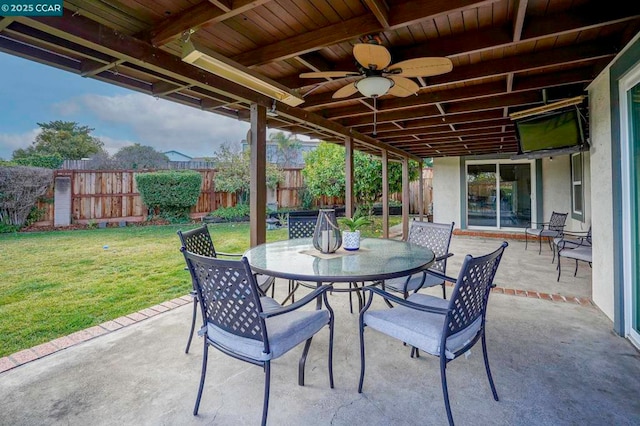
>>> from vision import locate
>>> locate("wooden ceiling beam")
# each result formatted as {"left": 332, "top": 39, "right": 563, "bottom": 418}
{"left": 363, "top": 0, "right": 390, "bottom": 29}
{"left": 339, "top": 91, "right": 540, "bottom": 127}
{"left": 379, "top": 125, "right": 513, "bottom": 141}
{"left": 512, "top": 0, "right": 528, "bottom": 42}
{"left": 522, "top": 4, "right": 640, "bottom": 41}
{"left": 388, "top": 0, "right": 498, "bottom": 29}
{"left": 148, "top": 0, "right": 272, "bottom": 47}
{"left": 426, "top": 41, "right": 614, "bottom": 88}
{"left": 356, "top": 109, "right": 506, "bottom": 134}
{"left": 80, "top": 58, "right": 125, "bottom": 77}
{"left": 18, "top": 11, "right": 274, "bottom": 106}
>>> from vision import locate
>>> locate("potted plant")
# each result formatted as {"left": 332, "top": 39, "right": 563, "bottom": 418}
{"left": 339, "top": 215, "right": 371, "bottom": 250}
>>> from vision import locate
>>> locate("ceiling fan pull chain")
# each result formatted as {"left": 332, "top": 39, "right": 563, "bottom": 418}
{"left": 373, "top": 96, "right": 378, "bottom": 136}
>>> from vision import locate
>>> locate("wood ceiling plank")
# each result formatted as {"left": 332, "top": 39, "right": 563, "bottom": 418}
{"left": 148, "top": 0, "right": 272, "bottom": 46}
{"left": 388, "top": 0, "right": 498, "bottom": 30}
{"left": 231, "top": 14, "right": 382, "bottom": 66}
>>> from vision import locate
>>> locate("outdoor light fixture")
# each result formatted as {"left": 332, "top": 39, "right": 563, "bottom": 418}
{"left": 355, "top": 76, "right": 393, "bottom": 98}
{"left": 182, "top": 39, "right": 304, "bottom": 107}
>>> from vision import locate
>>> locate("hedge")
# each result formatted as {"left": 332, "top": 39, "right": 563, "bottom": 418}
{"left": 135, "top": 170, "right": 202, "bottom": 222}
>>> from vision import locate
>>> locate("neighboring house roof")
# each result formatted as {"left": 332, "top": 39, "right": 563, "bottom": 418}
{"left": 163, "top": 151, "right": 192, "bottom": 161}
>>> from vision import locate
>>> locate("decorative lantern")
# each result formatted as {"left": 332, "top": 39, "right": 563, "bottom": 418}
{"left": 313, "top": 209, "right": 342, "bottom": 253}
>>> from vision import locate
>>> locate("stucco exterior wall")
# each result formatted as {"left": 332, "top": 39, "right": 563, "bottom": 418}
{"left": 588, "top": 68, "right": 615, "bottom": 321}
{"left": 433, "top": 157, "right": 461, "bottom": 228}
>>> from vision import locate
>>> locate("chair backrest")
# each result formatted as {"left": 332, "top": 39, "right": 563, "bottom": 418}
{"left": 288, "top": 215, "right": 318, "bottom": 239}
{"left": 445, "top": 242, "right": 507, "bottom": 340}
{"left": 177, "top": 225, "right": 217, "bottom": 257}
{"left": 549, "top": 212, "right": 568, "bottom": 231}
{"left": 407, "top": 221, "right": 455, "bottom": 274}
{"left": 182, "top": 250, "right": 268, "bottom": 347}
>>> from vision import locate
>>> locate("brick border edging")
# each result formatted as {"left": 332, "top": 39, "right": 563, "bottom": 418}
{"left": 0, "top": 287, "right": 594, "bottom": 375}
{"left": 0, "top": 295, "right": 193, "bottom": 375}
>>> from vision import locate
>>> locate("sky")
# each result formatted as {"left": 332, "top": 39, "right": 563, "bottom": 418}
{"left": 0, "top": 52, "right": 303, "bottom": 160}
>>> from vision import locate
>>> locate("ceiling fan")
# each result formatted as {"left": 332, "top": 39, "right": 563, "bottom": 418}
{"left": 299, "top": 41, "right": 452, "bottom": 136}
{"left": 299, "top": 42, "right": 453, "bottom": 99}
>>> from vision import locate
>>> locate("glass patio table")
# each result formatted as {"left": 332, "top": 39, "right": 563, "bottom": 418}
{"left": 244, "top": 237, "right": 435, "bottom": 309}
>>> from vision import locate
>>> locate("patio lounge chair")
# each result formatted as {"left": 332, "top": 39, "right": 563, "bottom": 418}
{"left": 182, "top": 251, "right": 334, "bottom": 425}
{"left": 358, "top": 242, "right": 508, "bottom": 426}
{"left": 525, "top": 211, "right": 568, "bottom": 255}
{"left": 557, "top": 238, "right": 592, "bottom": 281}
{"left": 381, "top": 221, "right": 455, "bottom": 300}
{"left": 177, "top": 224, "right": 275, "bottom": 354}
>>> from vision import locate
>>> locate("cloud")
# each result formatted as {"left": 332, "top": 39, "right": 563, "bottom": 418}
{"left": 95, "top": 135, "right": 140, "bottom": 155}
{"left": 0, "top": 128, "right": 41, "bottom": 160}
{"left": 55, "top": 93, "right": 251, "bottom": 157}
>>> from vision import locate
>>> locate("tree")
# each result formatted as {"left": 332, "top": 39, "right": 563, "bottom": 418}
{"left": 269, "top": 131, "right": 301, "bottom": 167}
{"left": 113, "top": 144, "right": 169, "bottom": 169}
{"left": 12, "top": 121, "right": 104, "bottom": 161}
{"left": 212, "top": 144, "right": 282, "bottom": 205}
{"left": 302, "top": 142, "right": 420, "bottom": 212}
{"left": 301, "top": 142, "right": 346, "bottom": 199}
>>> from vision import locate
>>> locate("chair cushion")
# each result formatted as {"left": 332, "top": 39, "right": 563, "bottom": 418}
{"left": 207, "top": 303, "right": 329, "bottom": 362}
{"left": 363, "top": 293, "right": 482, "bottom": 360}
{"left": 526, "top": 228, "right": 561, "bottom": 238}
{"left": 559, "top": 246, "right": 592, "bottom": 262}
{"left": 385, "top": 271, "right": 444, "bottom": 293}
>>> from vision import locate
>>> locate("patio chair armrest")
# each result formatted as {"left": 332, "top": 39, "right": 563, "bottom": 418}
{"left": 215, "top": 251, "right": 243, "bottom": 258}
{"left": 362, "top": 286, "right": 449, "bottom": 315}
{"left": 434, "top": 252, "right": 454, "bottom": 263}
{"left": 423, "top": 270, "right": 457, "bottom": 284}
{"left": 261, "top": 284, "right": 333, "bottom": 318}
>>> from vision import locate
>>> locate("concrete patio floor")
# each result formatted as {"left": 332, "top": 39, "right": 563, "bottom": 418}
{"left": 1, "top": 235, "right": 638, "bottom": 425}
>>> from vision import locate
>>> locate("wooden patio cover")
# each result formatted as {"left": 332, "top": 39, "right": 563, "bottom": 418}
{"left": 1, "top": 0, "right": 638, "bottom": 242}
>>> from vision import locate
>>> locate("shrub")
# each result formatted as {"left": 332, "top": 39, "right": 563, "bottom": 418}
{"left": 0, "top": 166, "right": 53, "bottom": 230}
{"left": 13, "top": 154, "right": 63, "bottom": 169}
{"left": 135, "top": 170, "right": 202, "bottom": 223}
{"left": 209, "top": 204, "right": 250, "bottom": 222}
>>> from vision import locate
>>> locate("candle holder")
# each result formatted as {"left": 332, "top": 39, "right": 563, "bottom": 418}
{"left": 312, "top": 209, "right": 342, "bottom": 253}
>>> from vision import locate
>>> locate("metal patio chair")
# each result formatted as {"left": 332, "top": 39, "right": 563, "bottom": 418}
{"left": 525, "top": 211, "right": 568, "bottom": 255}
{"left": 552, "top": 226, "right": 592, "bottom": 263}
{"left": 557, "top": 231, "right": 592, "bottom": 281}
{"left": 284, "top": 215, "right": 319, "bottom": 304}
{"left": 177, "top": 224, "right": 275, "bottom": 353}
{"left": 182, "top": 251, "right": 334, "bottom": 425}
{"left": 358, "top": 242, "right": 508, "bottom": 426}
{"left": 381, "top": 221, "right": 455, "bottom": 299}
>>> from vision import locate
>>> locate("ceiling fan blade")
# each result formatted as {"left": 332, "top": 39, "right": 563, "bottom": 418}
{"left": 353, "top": 43, "right": 391, "bottom": 70}
{"left": 387, "top": 57, "right": 453, "bottom": 77}
{"left": 387, "top": 76, "right": 419, "bottom": 97}
{"left": 332, "top": 83, "right": 359, "bottom": 99}
{"left": 299, "top": 71, "right": 359, "bottom": 78}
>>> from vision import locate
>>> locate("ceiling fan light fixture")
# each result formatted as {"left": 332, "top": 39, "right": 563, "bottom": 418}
{"left": 356, "top": 76, "right": 392, "bottom": 97}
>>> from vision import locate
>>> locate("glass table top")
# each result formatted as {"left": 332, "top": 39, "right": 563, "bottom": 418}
{"left": 244, "top": 238, "right": 435, "bottom": 283}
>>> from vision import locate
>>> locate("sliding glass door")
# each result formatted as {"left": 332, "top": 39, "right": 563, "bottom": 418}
{"left": 467, "top": 161, "right": 533, "bottom": 229}
{"left": 621, "top": 66, "right": 640, "bottom": 347}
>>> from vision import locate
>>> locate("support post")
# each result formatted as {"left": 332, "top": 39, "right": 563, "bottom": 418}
{"left": 402, "top": 157, "right": 410, "bottom": 239}
{"left": 345, "top": 136, "right": 354, "bottom": 218}
{"left": 382, "top": 150, "right": 389, "bottom": 238}
{"left": 250, "top": 103, "right": 267, "bottom": 247}
{"left": 418, "top": 164, "right": 424, "bottom": 221}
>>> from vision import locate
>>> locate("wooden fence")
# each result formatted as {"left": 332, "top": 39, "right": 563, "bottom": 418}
{"left": 32, "top": 168, "right": 432, "bottom": 226}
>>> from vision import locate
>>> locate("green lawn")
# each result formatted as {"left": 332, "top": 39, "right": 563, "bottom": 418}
{"left": 0, "top": 216, "right": 401, "bottom": 357}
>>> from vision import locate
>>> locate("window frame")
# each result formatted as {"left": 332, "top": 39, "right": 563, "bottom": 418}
{"left": 570, "top": 152, "right": 584, "bottom": 221}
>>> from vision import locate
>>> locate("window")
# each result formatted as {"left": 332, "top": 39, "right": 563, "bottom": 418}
{"left": 571, "top": 152, "right": 583, "bottom": 220}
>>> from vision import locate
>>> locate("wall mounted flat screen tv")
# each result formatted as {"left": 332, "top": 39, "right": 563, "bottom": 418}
{"left": 515, "top": 108, "right": 585, "bottom": 154}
